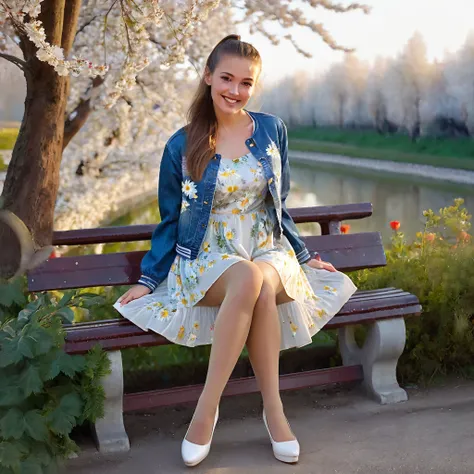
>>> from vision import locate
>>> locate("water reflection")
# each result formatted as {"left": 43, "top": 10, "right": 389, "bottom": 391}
{"left": 287, "top": 162, "right": 474, "bottom": 243}
{"left": 107, "top": 162, "right": 474, "bottom": 248}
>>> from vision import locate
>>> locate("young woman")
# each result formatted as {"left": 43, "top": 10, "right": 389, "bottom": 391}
{"left": 115, "top": 35, "right": 357, "bottom": 467}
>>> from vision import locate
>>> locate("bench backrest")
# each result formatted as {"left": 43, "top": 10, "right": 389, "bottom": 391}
{"left": 27, "top": 203, "right": 385, "bottom": 292}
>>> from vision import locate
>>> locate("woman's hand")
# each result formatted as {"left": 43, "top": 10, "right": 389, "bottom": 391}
{"left": 306, "top": 255, "right": 337, "bottom": 272}
{"left": 118, "top": 284, "right": 151, "bottom": 306}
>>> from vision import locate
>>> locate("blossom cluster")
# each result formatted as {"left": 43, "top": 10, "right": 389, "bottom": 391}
{"left": 1, "top": 0, "right": 108, "bottom": 77}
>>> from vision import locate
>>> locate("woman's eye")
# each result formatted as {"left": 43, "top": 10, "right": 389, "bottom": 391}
{"left": 243, "top": 82, "right": 252, "bottom": 87}
{"left": 222, "top": 76, "right": 230, "bottom": 81}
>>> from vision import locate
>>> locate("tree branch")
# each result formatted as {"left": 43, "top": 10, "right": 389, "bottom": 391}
{"left": 39, "top": 0, "right": 66, "bottom": 46}
{"left": 0, "top": 52, "right": 27, "bottom": 71}
{"left": 76, "top": 14, "right": 99, "bottom": 37}
{"left": 63, "top": 76, "right": 105, "bottom": 150}
{"left": 61, "top": 0, "right": 82, "bottom": 55}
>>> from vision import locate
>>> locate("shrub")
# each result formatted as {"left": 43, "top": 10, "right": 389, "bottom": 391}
{"left": 0, "top": 278, "right": 110, "bottom": 473}
{"left": 352, "top": 198, "right": 474, "bottom": 384}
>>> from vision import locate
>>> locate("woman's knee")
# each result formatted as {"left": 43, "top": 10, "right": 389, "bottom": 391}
{"left": 225, "top": 261, "right": 263, "bottom": 300}
{"left": 255, "top": 280, "right": 276, "bottom": 310}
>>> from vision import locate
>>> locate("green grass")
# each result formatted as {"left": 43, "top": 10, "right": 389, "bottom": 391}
{"left": 288, "top": 127, "right": 474, "bottom": 172}
{"left": 0, "top": 128, "right": 18, "bottom": 150}
{"left": 0, "top": 154, "right": 6, "bottom": 172}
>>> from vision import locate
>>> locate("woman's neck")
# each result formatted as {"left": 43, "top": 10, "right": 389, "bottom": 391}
{"left": 215, "top": 108, "right": 250, "bottom": 132}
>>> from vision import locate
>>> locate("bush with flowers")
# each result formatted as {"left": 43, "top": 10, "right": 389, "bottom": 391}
{"left": 350, "top": 198, "right": 474, "bottom": 384}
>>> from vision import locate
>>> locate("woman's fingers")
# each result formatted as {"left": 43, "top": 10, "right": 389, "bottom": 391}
{"left": 119, "top": 285, "right": 151, "bottom": 306}
{"left": 323, "top": 262, "right": 337, "bottom": 272}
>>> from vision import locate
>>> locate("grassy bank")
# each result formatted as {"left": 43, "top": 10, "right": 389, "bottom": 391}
{"left": 289, "top": 127, "right": 474, "bottom": 172}
{"left": 0, "top": 128, "right": 18, "bottom": 150}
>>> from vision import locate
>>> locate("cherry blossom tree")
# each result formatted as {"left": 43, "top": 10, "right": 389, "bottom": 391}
{"left": 0, "top": 0, "right": 370, "bottom": 255}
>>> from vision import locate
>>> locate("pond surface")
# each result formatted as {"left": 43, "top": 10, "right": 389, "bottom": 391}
{"left": 109, "top": 160, "right": 474, "bottom": 247}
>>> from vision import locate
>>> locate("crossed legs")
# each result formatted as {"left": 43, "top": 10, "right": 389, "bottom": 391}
{"left": 187, "top": 260, "right": 294, "bottom": 445}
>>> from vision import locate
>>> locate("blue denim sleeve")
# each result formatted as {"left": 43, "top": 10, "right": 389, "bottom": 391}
{"left": 278, "top": 118, "right": 316, "bottom": 265}
{"left": 138, "top": 144, "right": 182, "bottom": 291}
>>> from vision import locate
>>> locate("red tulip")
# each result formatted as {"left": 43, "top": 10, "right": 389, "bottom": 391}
{"left": 340, "top": 224, "right": 351, "bottom": 234}
{"left": 425, "top": 233, "right": 436, "bottom": 242}
{"left": 390, "top": 221, "right": 401, "bottom": 231}
{"left": 458, "top": 231, "right": 471, "bottom": 243}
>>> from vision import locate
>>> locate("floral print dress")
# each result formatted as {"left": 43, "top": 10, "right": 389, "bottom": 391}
{"left": 114, "top": 152, "right": 357, "bottom": 350}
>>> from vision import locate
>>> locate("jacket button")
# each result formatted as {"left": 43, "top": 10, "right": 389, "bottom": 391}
{"left": 249, "top": 143, "right": 254, "bottom": 147}
{"left": 204, "top": 201, "right": 208, "bottom": 204}
{"left": 268, "top": 177, "right": 273, "bottom": 184}
{"left": 202, "top": 224, "right": 205, "bottom": 228}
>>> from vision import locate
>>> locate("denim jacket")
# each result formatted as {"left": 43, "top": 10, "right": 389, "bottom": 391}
{"left": 138, "top": 110, "right": 314, "bottom": 292}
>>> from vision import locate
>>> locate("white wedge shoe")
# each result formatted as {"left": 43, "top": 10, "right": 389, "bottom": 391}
{"left": 181, "top": 406, "right": 219, "bottom": 467}
{"left": 263, "top": 410, "right": 300, "bottom": 464}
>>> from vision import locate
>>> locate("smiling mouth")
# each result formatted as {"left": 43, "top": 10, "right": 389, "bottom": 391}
{"left": 222, "top": 95, "right": 239, "bottom": 104}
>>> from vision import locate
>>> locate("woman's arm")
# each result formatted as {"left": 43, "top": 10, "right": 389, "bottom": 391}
{"left": 138, "top": 143, "right": 182, "bottom": 291}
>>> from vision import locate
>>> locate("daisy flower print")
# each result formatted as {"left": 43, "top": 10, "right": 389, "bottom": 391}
{"left": 182, "top": 179, "right": 198, "bottom": 199}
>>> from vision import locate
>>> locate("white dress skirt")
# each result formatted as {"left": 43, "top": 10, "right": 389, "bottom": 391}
{"left": 114, "top": 152, "right": 357, "bottom": 350}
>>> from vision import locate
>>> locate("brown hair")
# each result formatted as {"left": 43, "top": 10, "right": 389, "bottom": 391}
{"left": 185, "top": 34, "right": 261, "bottom": 181}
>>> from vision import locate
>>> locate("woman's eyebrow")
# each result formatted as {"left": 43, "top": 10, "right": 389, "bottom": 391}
{"left": 221, "top": 72, "right": 254, "bottom": 81}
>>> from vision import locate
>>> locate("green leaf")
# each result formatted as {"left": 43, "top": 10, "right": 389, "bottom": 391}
{"left": 0, "top": 279, "right": 26, "bottom": 308}
{"left": 18, "top": 308, "right": 33, "bottom": 323}
{"left": 0, "top": 440, "right": 28, "bottom": 468}
{"left": 19, "top": 459, "right": 43, "bottom": 474}
{"left": 47, "top": 393, "right": 83, "bottom": 435}
{"left": 0, "top": 335, "right": 33, "bottom": 367}
{"left": 0, "top": 408, "right": 25, "bottom": 439}
{"left": 0, "top": 381, "right": 24, "bottom": 407}
{"left": 0, "top": 466, "right": 15, "bottom": 474}
{"left": 58, "top": 292, "right": 74, "bottom": 308}
{"left": 78, "top": 296, "right": 105, "bottom": 309}
{"left": 25, "top": 323, "right": 54, "bottom": 356}
{"left": 18, "top": 364, "right": 43, "bottom": 397}
{"left": 28, "top": 442, "right": 52, "bottom": 466}
{"left": 83, "top": 345, "right": 111, "bottom": 379}
{"left": 55, "top": 308, "right": 74, "bottom": 324}
{"left": 47, "top": 352, "right": 85, "bottom": 380}
{"left": 24, "top": 410, "right": 49, "bottom": 442}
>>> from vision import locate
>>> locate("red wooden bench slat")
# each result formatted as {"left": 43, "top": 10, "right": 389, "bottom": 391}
{"left": 28, "top": 232, "right": 386, "bottom": 291}
{"left": 63, "top": 290, "right": 421, "bottom": 354}
{"left": 51, "top": 203, "right": 373, "bottom": 246}
{"left": 65, "top": 304, "right": 421, "bottom": 354}
{"left": 63, "top": 289, "right": 419, "bottom": 340}
{"left": 122, "top": 365, "right": 364, "bottom": 411}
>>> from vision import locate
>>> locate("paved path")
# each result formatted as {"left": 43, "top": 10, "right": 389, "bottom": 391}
{"left": 289, "top": 150, "right": 474, "bottom": 186}
{"left": 65, "top": 379, "right": 474, "bottom": 474}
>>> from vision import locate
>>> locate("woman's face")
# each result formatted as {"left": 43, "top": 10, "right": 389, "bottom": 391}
{"left": 205, "top": 55, "right": 260, "bottom": 116}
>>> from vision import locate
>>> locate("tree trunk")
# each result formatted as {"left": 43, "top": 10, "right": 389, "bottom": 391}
{"left": 0, "top": 0, "right": 81, "bottom": 277}
{"left": 1, "top": 64, "right": 68, "bottom": 246}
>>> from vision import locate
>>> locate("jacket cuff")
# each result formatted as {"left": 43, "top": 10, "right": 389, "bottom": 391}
{"left": 296, "top": 248, "right": 313, "bottom": 265}
{"left": 138, "top": 275, "right": 158, "bottom": 292}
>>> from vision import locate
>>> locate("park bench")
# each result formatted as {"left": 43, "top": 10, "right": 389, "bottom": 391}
{"left": 27, "top": 202, "right": 421, "bottom": 454}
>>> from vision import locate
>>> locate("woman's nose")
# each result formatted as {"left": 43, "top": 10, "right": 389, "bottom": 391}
{"left": 228, "top": 84, "right": 239, "bottom": 95}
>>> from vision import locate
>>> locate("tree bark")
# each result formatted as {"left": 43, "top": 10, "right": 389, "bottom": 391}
{"left": 1, "top": 60, "right": 68, "bottom": 247}
{"left": 1, "top": 0, "right": 79, "bottom": 278}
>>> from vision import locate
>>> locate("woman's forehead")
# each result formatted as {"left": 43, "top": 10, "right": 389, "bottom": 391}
{"left": 215, "top": 55, "right": 260, "bottom": 80}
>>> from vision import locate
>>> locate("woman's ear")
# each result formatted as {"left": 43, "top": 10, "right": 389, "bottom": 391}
{"left": 204, "top": 66, "right": 212, "bottom": 86}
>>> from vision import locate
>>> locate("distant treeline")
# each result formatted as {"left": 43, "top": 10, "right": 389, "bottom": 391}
{"left": 261, "top": 32, "right": 474, "bottom": 142}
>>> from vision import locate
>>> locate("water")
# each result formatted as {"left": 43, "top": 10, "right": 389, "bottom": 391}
{"left": 110, "top": 161, "right": 474, "bottom": 245}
